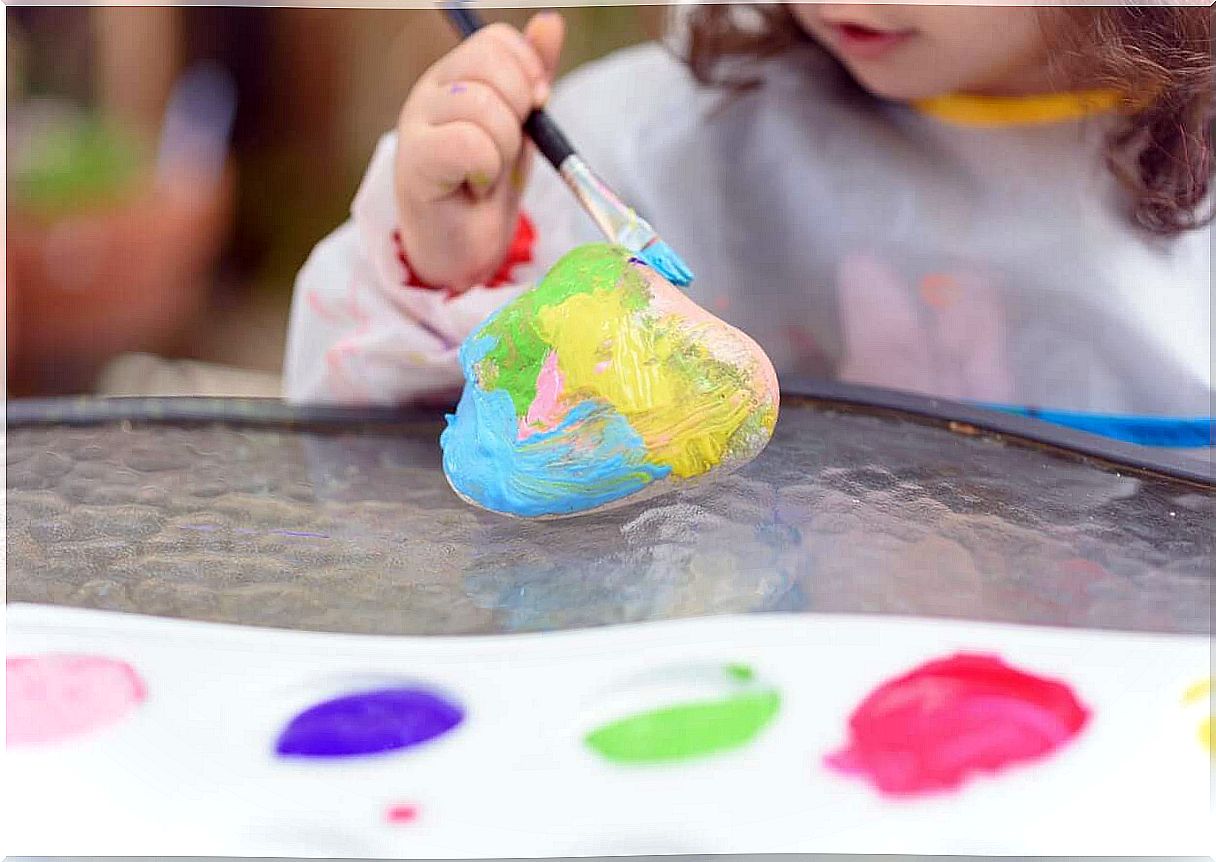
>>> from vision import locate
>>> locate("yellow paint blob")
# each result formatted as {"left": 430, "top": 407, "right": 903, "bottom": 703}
{"left": 1198, "top": 717, "right": 1212, "bottom": 754}
{"left": 1182, "top": 679, "right": 1210, "bottom": 703}
{"left": 535, "top": 286, "right": 767, "bottom": 479}
{"left": 1182, "top": 678, "right": 1212, "bottom": 754}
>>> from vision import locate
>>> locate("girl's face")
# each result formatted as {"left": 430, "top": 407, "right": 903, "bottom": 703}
{"left": 792, "top": 4, "right": 1055, "bottom": 100}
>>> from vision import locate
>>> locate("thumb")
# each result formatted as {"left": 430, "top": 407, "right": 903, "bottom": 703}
{"left": 524, "top": 11, "right": 565, "bottom": 82}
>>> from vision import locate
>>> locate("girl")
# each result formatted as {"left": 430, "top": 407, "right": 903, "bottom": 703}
{"left": 284, "top": 5, "right": 1212, "bottom": 447}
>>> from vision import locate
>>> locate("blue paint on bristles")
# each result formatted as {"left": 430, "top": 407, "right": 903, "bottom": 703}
{"left": 639, "top": 240, "right": 695, "bottom": 288}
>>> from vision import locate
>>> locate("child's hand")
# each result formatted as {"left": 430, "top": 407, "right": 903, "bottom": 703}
{"left": 395, "top": 13, "right": 564, "bottom": 292}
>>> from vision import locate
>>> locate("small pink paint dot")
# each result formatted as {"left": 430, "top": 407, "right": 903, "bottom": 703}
{"left": 7, "top": 654, "right": 147, "bottom": 746}
{"left": 385, "top": 803, "right": 420, "bottom": 825}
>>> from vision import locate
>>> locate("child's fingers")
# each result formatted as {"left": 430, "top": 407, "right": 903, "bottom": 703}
{"left": 523, "top": 12, "right": 565, "bottom": 84}
{"left": 473, "top": 23, "right": 547, "bottom": 96}
{"left": 507, "top": 142, "right": 536, "bottom": 196}
{"left": 425, "top": 80, "right": 524, "bottom": 173}
{"left": 434, "top": 52, "right": 534, "bottom": 123}
{"left": 433, "top": 32, "right": 540, "bottom": 120}
{"left": 408, "top": 121, "right": 504, "bottom": 202}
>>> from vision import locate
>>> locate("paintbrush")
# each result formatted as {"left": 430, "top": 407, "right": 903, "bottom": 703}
{"left": 442, "top": 3, "right": 694, "bottom": 288}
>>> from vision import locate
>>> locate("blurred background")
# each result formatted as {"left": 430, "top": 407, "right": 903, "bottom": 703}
{"left": 6, "top": 5, "right": 663, "bottom": 399}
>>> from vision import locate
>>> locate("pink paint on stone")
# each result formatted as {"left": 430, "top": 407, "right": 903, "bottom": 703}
{"left": 7, "top": 654, "right": 147, "bottom": 746}
{"left": 519, "top": 350, "right": 567, "bottom": 438}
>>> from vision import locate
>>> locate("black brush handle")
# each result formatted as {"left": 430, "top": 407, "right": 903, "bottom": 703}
{"left": 444, "top": 4, "right": 483, "bottom": 38}
{"left": 442, "top": 4, "right": 576, "bottom": 169}
{"left": 522, "top": 112, "right": 575, "bottom": 169}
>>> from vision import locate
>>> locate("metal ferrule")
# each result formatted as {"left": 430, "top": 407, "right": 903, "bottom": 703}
{"left": 558, "top": 156, "right": 657, "bottom": 253}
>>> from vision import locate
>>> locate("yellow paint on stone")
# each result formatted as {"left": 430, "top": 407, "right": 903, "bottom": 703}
{"left": 535, "top": 287, "right": 764, "bottom": 479}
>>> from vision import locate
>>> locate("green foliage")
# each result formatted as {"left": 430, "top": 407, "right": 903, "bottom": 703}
{"left": 10, "top": 117, "right": 146, "bottom": 216}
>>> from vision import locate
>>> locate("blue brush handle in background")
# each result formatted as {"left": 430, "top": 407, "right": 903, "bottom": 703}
{"left": 976, "top": 403, "right": 1214, "bottom": 448}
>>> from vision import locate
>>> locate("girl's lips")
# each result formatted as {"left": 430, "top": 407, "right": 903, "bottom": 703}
{"left": 826, "top": 21, "right": 914, "bottom": 59}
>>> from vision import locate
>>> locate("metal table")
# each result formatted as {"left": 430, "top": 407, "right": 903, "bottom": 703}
{"left": 7, "top": 383, "right": 1212, "bottom": 637}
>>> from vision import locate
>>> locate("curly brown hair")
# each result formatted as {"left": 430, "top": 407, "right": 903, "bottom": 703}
{"left": 681, "top": 4, "right": 1214, "bottom": 236}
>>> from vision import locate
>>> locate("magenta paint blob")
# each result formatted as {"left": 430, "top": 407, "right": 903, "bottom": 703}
{"left": 826, "top": 653, "right": 1090, "bottom": 796}
{"left": 7, "top": 654, "right": 147, "bottom": 746}
{"left": 275, "top": 687, "right": 464, "bottom": 759}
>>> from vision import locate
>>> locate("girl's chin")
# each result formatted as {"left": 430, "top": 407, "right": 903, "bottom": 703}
{"left": 839, "top": 64, "right": 951, "bottom": 102}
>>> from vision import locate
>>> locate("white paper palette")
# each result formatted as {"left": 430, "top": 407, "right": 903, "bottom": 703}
{"left": 4, "top": 603, "right": 1211, "bottom": 857}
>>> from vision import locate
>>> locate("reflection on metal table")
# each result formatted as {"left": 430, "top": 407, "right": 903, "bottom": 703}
{"left": 6, "top": 382, "right": 1212, "bottom": 637}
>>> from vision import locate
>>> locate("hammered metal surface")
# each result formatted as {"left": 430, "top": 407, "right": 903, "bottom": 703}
{"left": 6, "top": 402, "right": 1212, "bottom": 635}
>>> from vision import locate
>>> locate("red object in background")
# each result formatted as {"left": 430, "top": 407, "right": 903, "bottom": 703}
{"left": 393, "top": 212, "right": 536, "bottom": 297}
{"left": 6, "top": 166, "right": 233, "bottom": 396}
{"left": 487, "top": 212, "right": 535, "bottom": 287}
{"left": 825, "top": 652, "right": 1090, "bottom": 796}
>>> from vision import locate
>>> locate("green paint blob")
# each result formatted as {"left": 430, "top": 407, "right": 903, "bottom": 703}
{"left": 725, "top": 663, "right": 755, "bottom": 682}
{"left": 584, "top": 689, "right": 781, "bottom": 765}
{"left": 476, "top": 244, "right": 648, "bottom": 416}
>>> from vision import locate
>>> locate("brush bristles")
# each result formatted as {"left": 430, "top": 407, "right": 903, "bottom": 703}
{"left": 638, "top": 240, "right": 695, "bottom": 288}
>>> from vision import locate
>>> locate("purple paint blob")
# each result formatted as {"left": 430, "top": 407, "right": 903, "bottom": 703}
{"left": 275, "top": 687, "right": 464, "bottom": 759}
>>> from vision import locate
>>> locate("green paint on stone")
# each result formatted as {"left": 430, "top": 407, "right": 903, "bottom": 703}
{"left": 725, "top": 403, "right": 778, "bottom": 459}
{"left": 475, "top": 244, "right": 649, "bottom": 416}
{"left": 584, "top": 689, "right": 781, "bottom": 765}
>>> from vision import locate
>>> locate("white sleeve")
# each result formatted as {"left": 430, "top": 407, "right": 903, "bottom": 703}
{"left": 283, "top": 132, "right": 591, "bottom": 406}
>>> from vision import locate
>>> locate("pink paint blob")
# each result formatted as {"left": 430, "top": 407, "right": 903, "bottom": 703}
{"left": 519, "top": 350, "right": 567, "bottom": 438}
{"left": 7, "top": 654, "right": 147, "bottom": 746}
{"left": 825, "top": 653, "right": 1089, "bottom": 796}
{"left": 385, "top": 803, "right": 420, "bottom": 825}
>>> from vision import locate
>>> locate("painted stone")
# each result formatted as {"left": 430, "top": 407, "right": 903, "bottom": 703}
{"left": 441, "top": 244, "right": 779, "bottom": 518}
